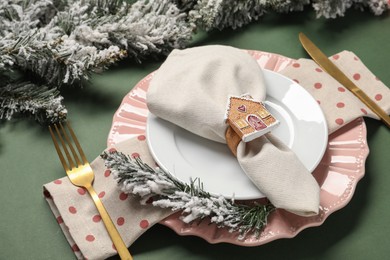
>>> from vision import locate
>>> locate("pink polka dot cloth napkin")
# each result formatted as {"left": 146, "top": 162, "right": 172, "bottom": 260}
{"left": 44, "top": 139, "right": 173, "bottom": 260}
{"left": 279, "top": 50, "right": 390, "bottom": 133}
{"left": 43, "top": 49, "right": 390, "bottom": 260}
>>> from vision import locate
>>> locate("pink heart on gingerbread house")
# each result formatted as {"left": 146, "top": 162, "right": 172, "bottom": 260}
{"left": 237, "top": 105, "right": 247, "bottom": 112}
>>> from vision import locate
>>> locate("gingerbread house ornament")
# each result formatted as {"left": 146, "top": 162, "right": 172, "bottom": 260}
{"left": 224, "top": 94, "right": 280, "bottom": 142}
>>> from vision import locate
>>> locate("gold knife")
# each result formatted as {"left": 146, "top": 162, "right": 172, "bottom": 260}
{"left": 299, "top": 32, "right": 390, "bottom": 128}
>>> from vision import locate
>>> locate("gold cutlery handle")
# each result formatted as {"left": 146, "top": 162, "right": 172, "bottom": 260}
{"left": 86, "top": 185, "right": 133, "bottom": 260}
{"left": 299, "top": 32, "right": 390, "bottom": 128}
{"left": 352, "top": 87, "right": 390, "bottom": 127}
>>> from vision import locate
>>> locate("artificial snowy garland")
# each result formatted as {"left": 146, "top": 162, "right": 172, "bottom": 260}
{"left": 1, "top": 0, "right": 389, "bottom": 125}
{"left": 184, "top": 0, "right": 390, "bottom": 30}
{"left": 0, "top": 0, "right": 193, "bottom": 124}
{"left": 102, "top": 150, "right": 275, "bottom": 239}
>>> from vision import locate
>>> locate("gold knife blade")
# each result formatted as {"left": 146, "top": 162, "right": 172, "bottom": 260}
{"left": 299, "top": 32, "right": 390, "bottom": 128}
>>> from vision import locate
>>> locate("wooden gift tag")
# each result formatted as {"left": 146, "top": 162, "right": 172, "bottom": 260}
{"left": 224, "top": 94, "right": 280, "bottom": 143}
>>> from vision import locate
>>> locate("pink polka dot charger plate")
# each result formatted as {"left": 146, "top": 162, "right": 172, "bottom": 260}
{"left": 107, "top": 50, "right": 369, "bottom": 246}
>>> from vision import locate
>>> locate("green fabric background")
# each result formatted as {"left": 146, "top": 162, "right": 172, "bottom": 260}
{"left": 1, "top": 8, "right": 389, "bottom": 260}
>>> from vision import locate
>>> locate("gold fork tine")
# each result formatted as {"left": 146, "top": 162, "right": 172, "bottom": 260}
{"left": 53, "top": 123, "right": 76, "bottom": 169}
{"left": 49, "top": 125, "right": 70, "bottom": 172}
{"left": 49, "top": 121, "right": 133, "bottom": 260}
{"left": 64, "top": 121, "right": 88, "bottom": 165}
{"left": 59, "top": 122, "right": 84, "bottom": 166}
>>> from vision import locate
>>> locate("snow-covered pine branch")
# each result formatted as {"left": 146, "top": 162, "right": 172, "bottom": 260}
{"left": 0, "top": 0, "right": 388, "bottom": 124}
{"left": 102, "top": 150, "right": 275, "bottom": 239}
{"left": 0, "top": 0, "right": 193, "bottom": 123}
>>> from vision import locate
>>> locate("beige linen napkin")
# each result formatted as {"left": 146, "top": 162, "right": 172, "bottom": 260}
{"left": 147, "top": 45, "right": 320, "bottom": 216}
{"left": 43, "top": 48, "right": 390, "bottom": 260}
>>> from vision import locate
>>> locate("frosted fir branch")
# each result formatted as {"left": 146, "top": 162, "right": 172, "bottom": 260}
{"left": 102, "top": 151, "right": 275, "bottom": 239}
{"left": 367, "top": 0, "right": 390, "bottom": 15}
{"left": 0, "top": 0, "right": 388, "bottom": 126}
{"left": 1, "top": 0, "right": 194, "bottom": 79}
{"left": 310, "top": 0, "right": 388, "bottom": 18}
{"left": 0, "top": 0, "right": 194, "bottom": 124}
{"left": 312, "top": 0, "right": 354, "bottom": 18}
{"left": 188, "top": 0, "right": 267, "bottom": 30}
{"left": 188, "top": 0, "right": 389, "bottom": 30}
{"left": 0, "top": 79, "right": 67, "bottom": 124}
{"left": 1, "top": 0, "right": 194, "bottom": 86}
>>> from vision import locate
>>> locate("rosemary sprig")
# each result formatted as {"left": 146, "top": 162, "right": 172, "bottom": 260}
{"left": 102, "top": 150, "right": 275, "bottom": 239}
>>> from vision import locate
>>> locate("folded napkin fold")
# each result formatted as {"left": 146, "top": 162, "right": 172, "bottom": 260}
{"left": 43, "top": 48, "right": 390, "bottom": 260}
{"left": 147, "top": 45, "right": 320, "bottom": 216}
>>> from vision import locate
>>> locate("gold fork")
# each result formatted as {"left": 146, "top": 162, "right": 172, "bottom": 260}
{"left": 49, "top": 121, "right": 133, "bottom": 260}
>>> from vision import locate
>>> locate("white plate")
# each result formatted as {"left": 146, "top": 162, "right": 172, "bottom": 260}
{"left": 146, "top": 69, "right": 328, "bottom": 200}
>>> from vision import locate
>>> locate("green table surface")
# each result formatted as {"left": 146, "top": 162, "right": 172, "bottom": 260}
{"left": 1, "top": 9, "right": 390, "bottom": 260}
